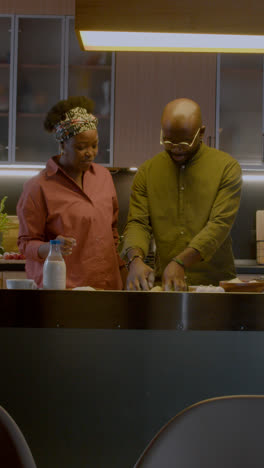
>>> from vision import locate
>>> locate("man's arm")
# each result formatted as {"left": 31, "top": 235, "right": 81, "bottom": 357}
{"left": 162, "top": 160, "right": 242, "bottom": 291}
{"left": 188, "top": 160, "right": 242, "bottom": 261}
{"left": 121, "top": 168, "right": 154, "bottom": 290}
{"left": 121, "top": 167, "right": 152, "bottom": 260}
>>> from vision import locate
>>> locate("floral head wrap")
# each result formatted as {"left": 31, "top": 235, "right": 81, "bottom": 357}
{"left": 54, "top": 106, "right": 98, "bottom": 143}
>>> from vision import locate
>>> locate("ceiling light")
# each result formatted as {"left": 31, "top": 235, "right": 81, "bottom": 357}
{"left": 78, "top": 32, "right": 264, "bottom": 53}
{"left": 75, "top": 0, "right": 264, "bottom": 52}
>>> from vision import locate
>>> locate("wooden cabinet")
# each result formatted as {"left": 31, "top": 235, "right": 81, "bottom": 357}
{"left": 1, "top": 270, "right": 27, "bottom": 289}
{"left": 1, "top": 14, "right": 114, "bottom": 166}
{"left": 217, "top": 54, "right": 264, "bottom": 165}
{"left": 114, "top": 52, "right": 217, "bottom": 167}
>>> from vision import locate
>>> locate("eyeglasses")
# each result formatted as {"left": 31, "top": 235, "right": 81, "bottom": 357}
{"left": 160, "top": 127, "right": 201, "bottom": 152}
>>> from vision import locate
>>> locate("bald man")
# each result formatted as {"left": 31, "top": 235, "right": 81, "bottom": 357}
{"left": 121, "top": 98, "right": 242, "bottom": 291}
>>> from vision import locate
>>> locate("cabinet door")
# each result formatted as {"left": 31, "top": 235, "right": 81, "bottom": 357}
{"left": 14, "top": 16, "right": 64, "bottom": 164}
{"left": 0, "top": 16, "right": 12, "bottom": 163}
{"left": 114, "top": 52, "right": 217, "bottom": 167}
{"left": 66, "top": 18, "right": 113, "bottom": 166}
{"left": 217, "top": 54, "right": 263, "bottom": 164}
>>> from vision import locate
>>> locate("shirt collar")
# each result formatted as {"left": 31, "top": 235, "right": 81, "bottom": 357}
{"left": 162, "top": 142, "right": 205, "bottom": 167}
{"left": 45, "top": 155, "right": 96, "bottom": 178}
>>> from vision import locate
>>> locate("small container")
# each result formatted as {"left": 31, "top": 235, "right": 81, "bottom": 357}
{"left": 43, "top": 240, "right": 66, "bottom": 290}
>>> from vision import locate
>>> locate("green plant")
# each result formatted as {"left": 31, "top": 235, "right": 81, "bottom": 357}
{"left": 0, "top": 196, "right": 11, "bottom": 233}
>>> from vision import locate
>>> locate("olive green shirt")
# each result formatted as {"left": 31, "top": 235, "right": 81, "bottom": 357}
{"left": 121, "top": 143, "right": 242, "bottom": 286}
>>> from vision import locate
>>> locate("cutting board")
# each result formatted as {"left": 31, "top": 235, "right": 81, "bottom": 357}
{"left": 256, "top": 211, "right": 264, "bottom": 264}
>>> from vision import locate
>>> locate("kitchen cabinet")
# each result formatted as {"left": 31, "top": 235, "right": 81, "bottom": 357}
{"left": 217, "top": 54, "right": 264, "bottom": 165}
{"left": 1, "top": 270, "right": 27, "bottom": 289}
{"left": 114, "top": 52, "right": 217, "bottom": 167}
{"left": 0, "top": 16, "right": 13, "bottom": 163}
{"left": 1, "top": 15, "right": 114, "bottom": 166}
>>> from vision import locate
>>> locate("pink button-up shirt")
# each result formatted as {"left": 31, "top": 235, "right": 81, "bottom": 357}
{"left": 17, "top": 157, "right": 123, "bottom": 290}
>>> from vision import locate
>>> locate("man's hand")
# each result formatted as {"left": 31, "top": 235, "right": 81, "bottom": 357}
{"left": 56, "top": 235, "right": 77, "bottom": 256}
{"left": 126, "top": 257, "right": 155, "bottom": 291}
{"left": 162, "top": 260, "right": 187, "bottom": 291}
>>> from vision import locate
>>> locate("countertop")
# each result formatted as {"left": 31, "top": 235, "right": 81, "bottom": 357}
{"left": 0, "top": 258, "right": 263, "bottom": 274}
{"left": 235, "top": 259, "right": 264, "bottom": 275}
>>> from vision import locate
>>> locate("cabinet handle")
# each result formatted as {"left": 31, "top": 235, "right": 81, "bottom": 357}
{"left": 207, "top": 136, "right": 212, "bottom": 147}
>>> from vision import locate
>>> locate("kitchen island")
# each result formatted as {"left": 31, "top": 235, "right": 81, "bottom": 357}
{"left": 1, "top": 290, "right": 264, "bottom": 468}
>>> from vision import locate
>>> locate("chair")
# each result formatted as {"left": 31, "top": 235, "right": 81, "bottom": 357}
{"left": 134, "top": 395, "right": 264, "bottom": 467}
{"left": 0, "top": 406, "right": 37, "bottom": 467}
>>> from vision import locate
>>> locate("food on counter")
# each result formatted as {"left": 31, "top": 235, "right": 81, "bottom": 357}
{"left": 0, "top": 251, "right": 26, "bottom": 260}
{"left": 150, "top": 286, "right": 163, "bottom": 292}
{"left": 72, "top": 286, "right": 96, "bottom": 291}
{"left": 195, "top": 285, "right": 225, "bottom": 293}
{"left": 225, "top": 277, "right": 243, "bottom": 283}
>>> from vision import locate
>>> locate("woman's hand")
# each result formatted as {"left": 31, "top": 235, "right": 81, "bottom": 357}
{"left": 162, "top": 260, "right": 187, "bottom": 291}
{"left": 56, "top": 235, "right": 77, "bottom": 256}
{"left": 126, "top": 257, "right": 155, "bottom": 291}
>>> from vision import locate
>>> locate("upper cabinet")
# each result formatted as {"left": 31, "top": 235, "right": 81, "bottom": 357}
{"left": 217, "top": 54, "right": 264, "bottom": 165}
{"left": 15, "top": 17, "right": 63, "bottom": 164}
{"left": 0, "top": 16, "right": 12, "bottom": 163}
{"left": 1, "top": 15, "right": 113, "bottom": 166}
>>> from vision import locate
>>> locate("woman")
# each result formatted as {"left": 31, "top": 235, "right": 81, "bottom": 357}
{"left": 17, "top": 96, "right": 126, "bottom": 289}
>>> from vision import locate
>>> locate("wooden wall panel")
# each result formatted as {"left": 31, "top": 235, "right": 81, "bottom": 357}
{"left": 76, "top": 0, "right": 263, "bottom": 35}
{"left": 0, "top": 0, "right": 74, "bottom": 15}
{"left": 114, "top": 52, "right": 217, "bottom": 167}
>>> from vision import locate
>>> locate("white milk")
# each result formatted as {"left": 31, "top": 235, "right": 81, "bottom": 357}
{"left": 43, "top": 260, "right": 66, "bottom": 290}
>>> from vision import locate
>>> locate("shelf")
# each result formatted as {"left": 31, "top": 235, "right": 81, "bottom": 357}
{"left": 17, "top": 113, "right": 110, "bottom": 119}
{"left": 18, "top": 64, "right": 60, "bottom": 69}
{"left": 0, "top": 112, "right": 8, "bottom": 117}
{"left": 69, "top": 64, "right": 111, "bottom": 70}
{"left": 17, "top": 113, "right": 45, "bottom": 118}
{"left": 0, "top": 63, "right": 9, "bottom": 68}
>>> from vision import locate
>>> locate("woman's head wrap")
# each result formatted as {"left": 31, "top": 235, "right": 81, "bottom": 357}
{"left": 54, "top": 106, "right": 98, "bottom": 143}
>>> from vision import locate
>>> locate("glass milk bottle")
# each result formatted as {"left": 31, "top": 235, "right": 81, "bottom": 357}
{"left": 43, "top": 240, "right": 66, "bottom": 290}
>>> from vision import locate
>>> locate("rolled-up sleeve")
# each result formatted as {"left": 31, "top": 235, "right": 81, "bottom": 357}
{"left": 189, "top": 160, "right": 242, "bottom": 262}
{"left": 17, "top": 181, "right": 47, "bottom": 263}
{"left": 121, "top": 168, "right": 152, "bottom": 258}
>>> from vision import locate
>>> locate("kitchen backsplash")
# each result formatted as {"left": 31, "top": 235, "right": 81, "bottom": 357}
{"left": 0, "top": 169, "right": 263, "bottom": 259}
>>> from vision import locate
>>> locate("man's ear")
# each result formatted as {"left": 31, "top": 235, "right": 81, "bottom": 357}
{"left": 200, "top": 126, "right": 206, "bottom": 140}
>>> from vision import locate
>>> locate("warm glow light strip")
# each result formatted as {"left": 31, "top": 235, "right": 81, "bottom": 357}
{"left": 0, "top": 169, "right": 41, "bottom": 177}
{"left": 0, "top": 165, "right": 45, "bottom": 169}
{"left": 242, "top": 174, "right": 264, "bottom": 182}
{"left": 80, "top": 31, "right": 264, "bottom": 52}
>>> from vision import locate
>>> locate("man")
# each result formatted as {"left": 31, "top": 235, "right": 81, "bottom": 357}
{"left": 121, "top": 98, "right": 242, "bottom": 291}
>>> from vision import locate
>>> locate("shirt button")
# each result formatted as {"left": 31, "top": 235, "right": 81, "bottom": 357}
{"left": 180, "top": 231, "right": 184, "bottom": 235}
{"left": 181, "top": 165, "right": 185, "bottom": 169}
{"left": 181, "top": 186, "right": 184, "bottom": 190}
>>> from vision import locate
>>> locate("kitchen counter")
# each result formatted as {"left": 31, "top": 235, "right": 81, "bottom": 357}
{"left": 0, "top": 258, "right": 263, "bottom": 274}
{"left": 235, "top": 259, "right": 264, "bottom": 275}
{"left": 1, "top": 288, "right": 264, "bottom": 330}
{"left": 2, "top": 289, "right": 264, "bottom": 467}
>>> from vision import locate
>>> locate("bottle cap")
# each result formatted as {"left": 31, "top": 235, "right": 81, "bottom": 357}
{"left": 50, "top": 239, "right": 61, "bottom": 245}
